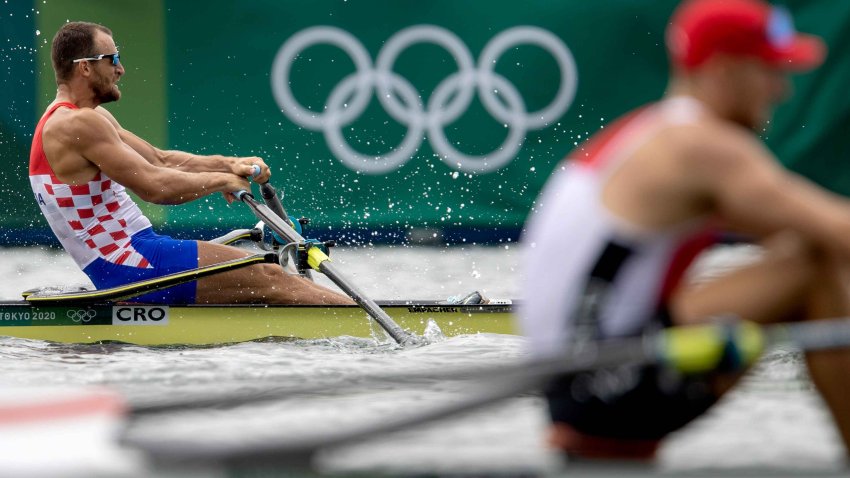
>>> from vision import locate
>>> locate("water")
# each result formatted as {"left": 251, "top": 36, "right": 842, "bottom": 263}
{"left": 0, "top": 245, "right": 847, "bottom": 476}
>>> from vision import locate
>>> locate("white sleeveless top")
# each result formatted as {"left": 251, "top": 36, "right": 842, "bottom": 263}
{"left": 519, "top": 97, "right": 713, "bottom": 358}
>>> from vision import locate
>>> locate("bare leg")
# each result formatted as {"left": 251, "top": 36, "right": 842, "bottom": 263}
{"left": 803, "top": 255, "right": 850, "bottom": 450}
{"left": 670, "top": 233, "right": 814, "bottom": 326}
{"left": 193, "top": 241, "right": 353, "bottom": 305}
{"left": 670, "top": 232, "right": 850, "bottom": 453}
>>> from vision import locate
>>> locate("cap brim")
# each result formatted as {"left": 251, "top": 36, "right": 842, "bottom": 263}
{"left": 773, "top": 34, "right": 826, "bottom": 71}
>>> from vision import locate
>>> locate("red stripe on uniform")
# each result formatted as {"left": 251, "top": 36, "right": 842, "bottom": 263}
{"left": 87, "top": 224, "right": 106, "bottom": 236}
{"left": 91, "top": 194, "right": 103, "bottom": 206}
{"left": 658, "top": 227, "right": 719, "bottom": 304}
{"left": 109, "top": 231, "right": 128, "bottom": 241}
{"left": 99, "top": 243, "right": 119, "bottom": 255}
{"left": 68, "top": 220, "right": 83, "bottom": 230}
{"left": 56, "top": 197, "right": 74, "bottom": 208}
{"left": 105, "top": 202, "right": 119, "bottom": 213}
{"left": 29, "top": 102, "right": 79, "bottom": 176}
{"left": 44, "top": 184, "right": 54, "bottom": 195}
{"left": 77, "top": 208, "right": 94, "bottom": 219}
{"left": 573, "top": 107, "right": 650, "bottom": 170}
{"left": 69, "top": 184, "right": 90, "bottom": 195}
{"left": 114, "top": 250, "right": 132, "bottom": 265}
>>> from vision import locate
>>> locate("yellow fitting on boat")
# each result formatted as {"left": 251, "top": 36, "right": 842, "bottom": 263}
{"left": 660, "top": 321, "right": 765, "bottom": 374}
{"left": 306, "top": 246, "right": 330, "bottom": 271}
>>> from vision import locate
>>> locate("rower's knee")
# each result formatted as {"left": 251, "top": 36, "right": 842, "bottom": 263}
{"left": 257, "top": 264, "right": 323, "bottom": 303}
{"left": 757, "top": 231, "right": 846, "bottom": 294}
{"left": 750, "top": 231, "right": 847, "bottom": 315}
{"left": 762, "top": 230, "right": 822, "bottom": 272}
{"left": 669, "top": 231, "right": 826, "bottom": 325}
{"left": 258, "top": 263, "right": 283, "bottom": 281}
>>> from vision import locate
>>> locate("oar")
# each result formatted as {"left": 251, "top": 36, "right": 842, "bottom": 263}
{"left": 258, "top": 182, "right": 291, "bottom": 227}
{"left": 234, "top": 186, "right": 418, "bottom": 346}
{"left": 125, "top": 317, "right": 850, "bottom": 467}
{"left": 130, "top": 316, "right": 848, "bottom": 416}
{"left": 256, "top": 182, "right": 315, "bottom": 279}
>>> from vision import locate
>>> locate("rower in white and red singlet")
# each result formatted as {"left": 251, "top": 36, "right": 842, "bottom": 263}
{"left": 521, "top": 0, "right": 850, "bottom": 462}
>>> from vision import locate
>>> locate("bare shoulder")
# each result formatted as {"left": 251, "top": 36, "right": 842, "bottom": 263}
{"left": 675, "top": 117, "right": 774, "bottom": 165}
{"left": 93, "top": 106, "right": 121, "bottom": 128}
{"left": 44, "top": 107, "right": 118, "bottom": 146}
{"left": 649, "top": 117, "right": 779, "bottom": 188}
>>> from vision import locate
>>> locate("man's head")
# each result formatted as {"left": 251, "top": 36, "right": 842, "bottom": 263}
{"left": 665, "top": 0, "right": 825, "bottom": 129}
{"left": 52, "top": 22, "right": 125, "bottom": 104}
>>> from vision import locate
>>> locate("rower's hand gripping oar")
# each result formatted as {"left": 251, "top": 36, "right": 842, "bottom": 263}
{"left": 235, "top": 169, "right": 419, "bottom": 346}
{"left": 244, "top": 166, "right": 294, "bottom": 229}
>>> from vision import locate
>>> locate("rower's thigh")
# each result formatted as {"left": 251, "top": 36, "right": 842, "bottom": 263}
{"left": 669, "top": 232, "right": 817, "bottom": 326}
{"left": 193, "top": 241, "right": 287, "bottom": 303}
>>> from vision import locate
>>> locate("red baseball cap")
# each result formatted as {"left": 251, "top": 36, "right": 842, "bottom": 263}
{"left": 666, "top": 0, "right": 826, "bottom": 71}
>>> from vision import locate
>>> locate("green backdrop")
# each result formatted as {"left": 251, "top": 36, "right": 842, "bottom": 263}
{"left": 2, "top": 0, "right": 849, "bottom": 245}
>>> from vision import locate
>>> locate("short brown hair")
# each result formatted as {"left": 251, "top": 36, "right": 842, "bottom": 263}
{"left": 51, "top": 22, "right": 112, "bottom": 84}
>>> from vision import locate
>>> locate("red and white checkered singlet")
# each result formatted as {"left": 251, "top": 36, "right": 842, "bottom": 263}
{"left": 29, "top": 102, "right": 153, "bottom": 269}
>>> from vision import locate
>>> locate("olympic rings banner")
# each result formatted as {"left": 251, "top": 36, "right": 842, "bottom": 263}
{"left": 4, "top": 0, "right": 850, "bottom": 245}
{"left": 161, "top": 0, "right": 612, "bottom": 243}
{"left": 270, "top": 25, "right": 577, "bottom": 175}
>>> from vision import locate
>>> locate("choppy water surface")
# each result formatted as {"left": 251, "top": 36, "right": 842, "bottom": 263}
{"left": 0, "top": 245, "right": 846, "bottom": 476}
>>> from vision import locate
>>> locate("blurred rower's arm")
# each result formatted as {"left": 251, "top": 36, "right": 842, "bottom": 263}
{"left": 694, "top": 126, "right": 850, "bottom": 257}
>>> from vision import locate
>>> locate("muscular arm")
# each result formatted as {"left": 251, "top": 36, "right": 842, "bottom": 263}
{"left": 693, "top": 124, "right": 850, "bottom": 257}
{"left": 94, "top": 106, "right": 270, "bottom": 182}
{"left": 52, "top": 109, "right": 249, "bottom": 205}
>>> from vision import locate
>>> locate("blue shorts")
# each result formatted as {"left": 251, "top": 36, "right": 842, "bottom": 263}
{"left": 83, "top": 228, "right": 199, "bottom": 304}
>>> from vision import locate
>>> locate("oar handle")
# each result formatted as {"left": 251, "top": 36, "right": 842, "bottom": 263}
{"left": 232, "top": 164, "right": 262, "bottom": 199}
{"left": 233, "top": 171, "right": 293, "bottom": 229}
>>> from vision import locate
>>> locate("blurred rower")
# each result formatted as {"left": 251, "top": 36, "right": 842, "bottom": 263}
{"left": 520, "top": 0, "right": 850, "bottom": 461}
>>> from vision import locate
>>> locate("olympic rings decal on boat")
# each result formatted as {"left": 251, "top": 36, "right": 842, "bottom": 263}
{"left": 271, "top": 25, "right": 578, "bottom": 174}
{"left": 66, "top": 309, "right": 97, "bottom": 323}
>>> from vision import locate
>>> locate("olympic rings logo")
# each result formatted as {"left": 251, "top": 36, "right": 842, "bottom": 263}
{"left": 67, "top": 309, "right": 96, "bottom": 323}
{"left": 271, "top": 25, "right": 577, "bottom": 174}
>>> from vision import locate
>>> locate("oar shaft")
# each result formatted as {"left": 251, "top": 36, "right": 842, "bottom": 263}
{"left": 318, "top": 260, "right": 409, "bottom": 343}
{"left": 236, "top": 190, "right": 414, "bottom": 345}
{"left": 259, "top": 183, "right": 290, "bottom": 227}
{"left": 127, "top": 316, "right": 850, "bottom": 436}
{"left": 770, "top": 318, "right": 850, "bottom": 352}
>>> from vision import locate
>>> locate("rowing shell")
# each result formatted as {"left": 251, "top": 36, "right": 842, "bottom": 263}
{"left": 0, "top": 300, "right": 515, "bottom": 345}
